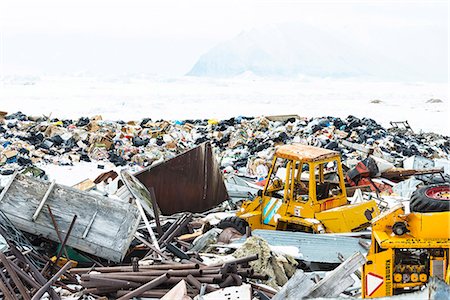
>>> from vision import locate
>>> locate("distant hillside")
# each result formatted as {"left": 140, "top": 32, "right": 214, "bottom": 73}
{"left": 188, "top": 23, "right": 447, "bottom": 82}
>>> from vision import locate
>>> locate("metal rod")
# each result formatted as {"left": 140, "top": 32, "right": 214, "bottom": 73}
{"left": 133, "top": 195, "right": 160, "bottom": 251}
{"left": 160, "top": 214, "right": 192, "bottom": 247}
{"left": 32, "top": 180, "right": 55, "bottom": 221}
{"left": 134, "top": 233, "right": 169, "bottom": 259}
{"left": 0, "top": 273, "right": 17, "bottom": 300}
{"left": 83, "top": 277, "right": 141, "bottom": 289}
{"left": 8, "top": 261, "right": 41, "bottom": 289}
{"left": 157, "top": 214, "right": 186, "bottom": 244}
{"left": 54, "top": 214, "right": 77, "bottom": 265}
{"left": 31, "top": 261, "right": 72, "bottom": 300}
{"left": 148, "top": 187, "right": 163, "bottom": 236}
{"left": 116, "top": 273, "right": 170, "bottom": 300}
{"left": 71, "top": 262, "right": 199, "bottom": 274}
{"left": 6, "top": 243, "right": 60, "bottom": 300}
{"left": 81, "top": 269, "right": 202, "bottom": 279}
{"left": 0, "top": 271, "right": 19, "bottom": 300}
{"left": 46, "top": 205, "right": 69, "bottom": 259}
{"left": 0, "top": 252, "right": 31, "bottom": 300}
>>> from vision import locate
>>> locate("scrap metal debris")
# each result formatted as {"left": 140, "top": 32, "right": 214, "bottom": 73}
{"left": 0, "top": 111, "right": 449, "bottom": 299}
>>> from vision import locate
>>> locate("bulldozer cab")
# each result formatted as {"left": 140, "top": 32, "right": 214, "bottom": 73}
{"left": 262, "top": 144, "right": 348, "bottom": 223}
{"left": 236, "top": 143, "right": 379, "bottom": 233}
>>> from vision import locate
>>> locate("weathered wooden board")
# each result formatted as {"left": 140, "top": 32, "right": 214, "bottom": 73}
{"left": 0, "top": 173, "right": 141, "bottom": 262}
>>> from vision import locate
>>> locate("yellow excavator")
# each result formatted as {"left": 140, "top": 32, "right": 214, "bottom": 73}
{"left": 219, "top": 144, "right": 379, "bottom": 234}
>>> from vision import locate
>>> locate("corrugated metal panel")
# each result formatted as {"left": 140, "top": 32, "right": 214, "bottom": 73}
{"left": 232, "top": 229, "right": 368, "bottom": 263}
{"left": 135, "top": 142, "right": 228, "bottom": 214}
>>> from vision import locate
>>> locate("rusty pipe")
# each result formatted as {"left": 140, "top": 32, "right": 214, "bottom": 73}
{"left": 71, "top": 263, "right": 199, "bottom": 274}
{"left": 31, "top": 261, "right": 72, "bottom": 300}
{"left": 0, "top": 252, "right": 31, "bottom": 300}
{"left": 116, "top": 273, "right": 170, "bottom": 300}
{"left": 81, "top": 269, "right": 202, "bottom": 280}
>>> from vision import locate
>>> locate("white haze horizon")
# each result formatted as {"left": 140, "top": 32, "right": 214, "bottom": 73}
{"left": 0, "top": 0, "right": 448, "bottom": 81}
{"left": 0, "top": 1, "right": 448, "bottom": 135}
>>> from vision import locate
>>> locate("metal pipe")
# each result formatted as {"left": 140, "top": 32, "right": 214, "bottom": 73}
{"left": 6, "top": 244, "right": 59, "bottom": 300}
{"left": 161, "top": 214, "right": 192, "bottom": 247}
{"left": 0, "top": 281, "right": 15, "bottom": 300}
{"left": 134, "top": 233, "right": 169, "bottom": 259}
{"left": 84, "top": 274, "right": 217, "bottom": 285}
{"left": 72, "top": 263, "right": 199, "bottom": 274}
{"left": 82, "top": 269, "right": 203, "bottom": 278}
{"left": 186, "top": 274, "right": 201, "bottom": 290}
{"left": 201, "top": 268, "right": 221, "bottom": 274}
{"left": 0, "top": 252, "right": 31, "bottom": 300}
{"left": 230, "top": 274, "right": 242, "bottom": 285}
{"left": 55, "top": 214, "right": 77, "bottom": 266}
{"left": 219, "top": 275, "right": 234, "bottom": 288}
{"left": 46, "top": 205, "right": 69, "bottom": 259}
{"left": 0, "top": 271, "right": 19, "bottom": 300}
{"left": 157, "top": 215, "right": 184, "bottom": 244}
{"left": 31, "top": 261, "right": 72, "bottom": 300}
{"left": 148, "top": 187, "right": 163, "bottom": 236}
{"left": 116, "top": 273, "right": 169, "bottom": 300}
{"left": 115, "top": 290, "right": 197, "bottom": 298}
{"left": 8, "top": 261, "right": 41, "bottom": 290}
{"left": 87, "top": 277, "right": 141, "bottom": 289}
{"left": 83, "top": 286, "right": 120, "bottom": 295}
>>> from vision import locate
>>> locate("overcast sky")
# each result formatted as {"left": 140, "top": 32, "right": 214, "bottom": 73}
{"left": 0, "top": 0, "right": 448, "bottom": 77}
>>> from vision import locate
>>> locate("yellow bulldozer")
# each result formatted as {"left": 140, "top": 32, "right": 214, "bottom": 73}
{"left": 219, "top": 144, "right": 379, "bottom": 234}
{"left": 362, "top": 184, "right": 450, "bottom": 298}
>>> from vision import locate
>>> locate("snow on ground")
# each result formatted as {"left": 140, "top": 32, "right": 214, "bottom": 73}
{"left": 0, "top": 75, "right": 448, "bottom": 135}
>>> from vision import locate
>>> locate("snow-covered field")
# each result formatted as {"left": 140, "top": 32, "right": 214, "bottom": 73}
{"left": 0, "top": 75, "right": 448, "bottom": 135}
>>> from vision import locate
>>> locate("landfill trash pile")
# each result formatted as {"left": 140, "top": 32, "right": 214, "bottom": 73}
{"left": 0, "top": 112, "right": 449, "bottom": 177}
{"left": 0, "top": 110, "right": 449, "bottom": 299}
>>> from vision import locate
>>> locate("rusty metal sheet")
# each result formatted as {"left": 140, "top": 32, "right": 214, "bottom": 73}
{"left": 135, "top": 142, "right": 228, "bottom": 214}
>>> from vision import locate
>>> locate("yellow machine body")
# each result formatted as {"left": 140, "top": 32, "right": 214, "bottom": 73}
{"left": 237, "top": 144, "right": 379, "bottom": 233}
{"left": 362, "top": 205, "right": 450, "bottom": 298}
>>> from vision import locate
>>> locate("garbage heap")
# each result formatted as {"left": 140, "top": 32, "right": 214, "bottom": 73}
{"left": 0, "top": 112, "right": 448, "bottom": 178}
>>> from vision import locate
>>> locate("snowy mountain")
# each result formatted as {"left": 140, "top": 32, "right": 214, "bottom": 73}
{"left": 187, "top": 23, "right": 447, "bottom": 82}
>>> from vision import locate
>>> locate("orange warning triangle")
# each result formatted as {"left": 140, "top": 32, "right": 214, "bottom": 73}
{"left": 366, "top": 272, "right": 384, "bottom": 296}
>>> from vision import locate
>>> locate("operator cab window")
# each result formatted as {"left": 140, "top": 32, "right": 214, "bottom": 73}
{"left": 314, "top": 160, "right": 342, "bottom": 201}
{"left": 294, "top": 162, "right": 309, "bottom": 202}
{"left": 263, "top": 158, "right": 285, "bottom": 198}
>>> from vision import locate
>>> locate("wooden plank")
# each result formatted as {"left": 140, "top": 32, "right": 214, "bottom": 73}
{"left": 307, "top": 252, "right": 366, "bottom": 298}
{"left": 0, "top": 170, "right": 18, "bottom": 203}
{"left": 72, "top": 179, "right": 96, "bottom": 191}
{"left": 0, "top": 174, "right": 141, "bottom": 262}
{"left": 272, "top": 270, "right": 314, "bottom": 300}
{"left": 32, "top": 180, "right": 55, "bottom": 221}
